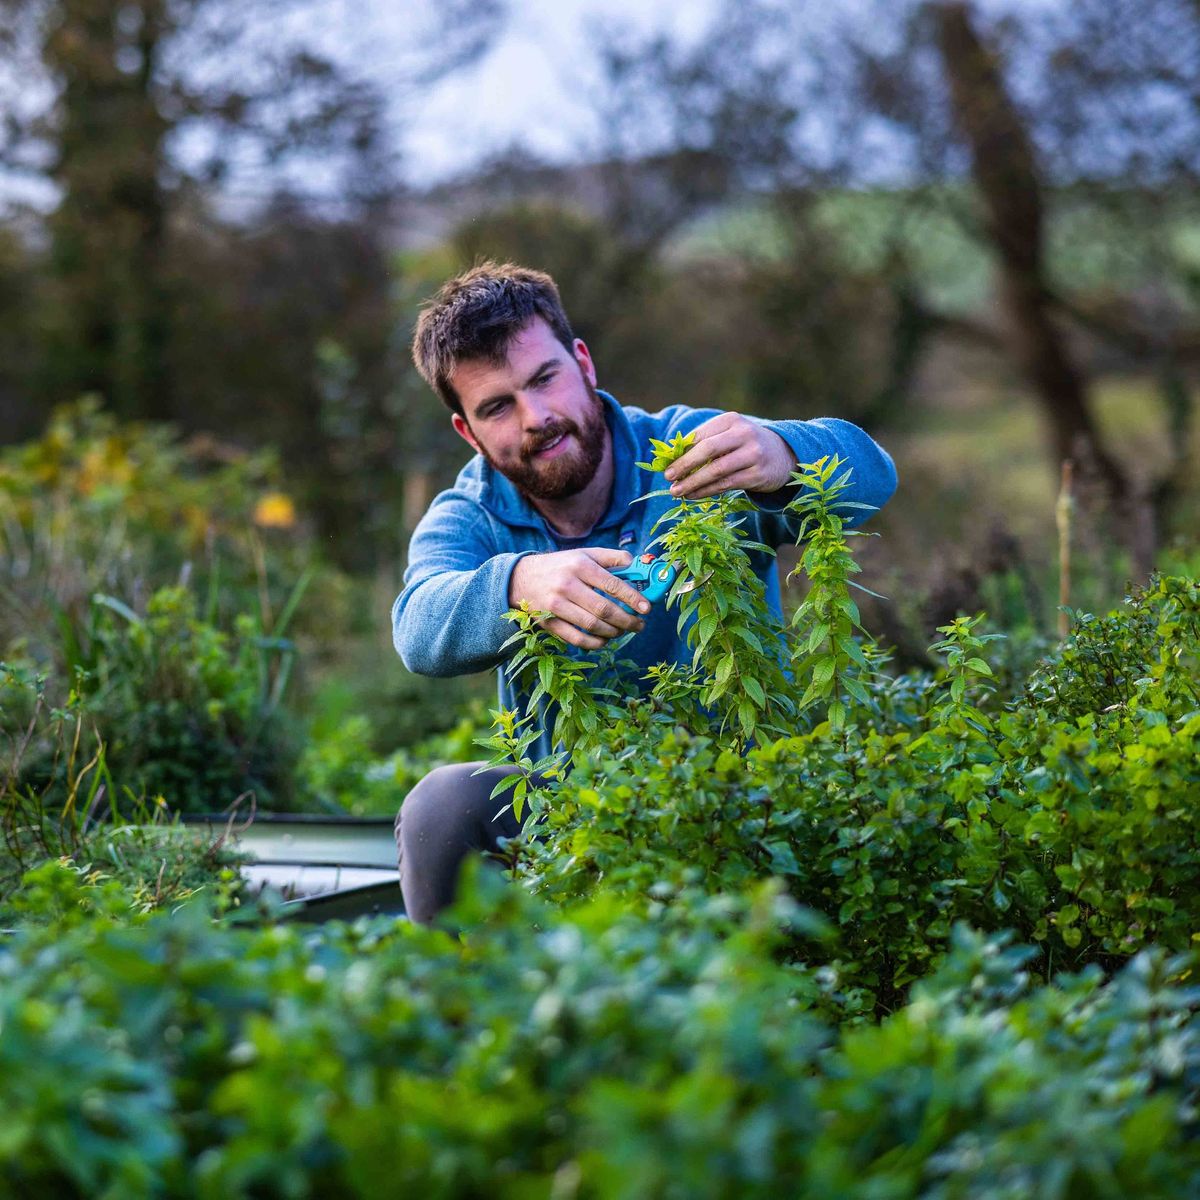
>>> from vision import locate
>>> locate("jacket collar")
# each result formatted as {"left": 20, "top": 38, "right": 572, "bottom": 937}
{"left": 468, "top": 389, "right": 642, "bottom": 534}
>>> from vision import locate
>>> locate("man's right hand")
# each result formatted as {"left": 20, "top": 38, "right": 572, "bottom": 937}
{"left": 508, "top": 548, "right": 651, "bottom": 651}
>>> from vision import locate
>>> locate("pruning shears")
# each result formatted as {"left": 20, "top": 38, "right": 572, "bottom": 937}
{"left": 599, "top": 552, "right": 711, "bottom": 616}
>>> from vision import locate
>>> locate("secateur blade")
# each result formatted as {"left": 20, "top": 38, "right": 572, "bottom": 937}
{"left": 671, "top": 569, "right": 714, "bottom": 597}
{"left": 677, "top": 571, "right": 714, "bottom": 594}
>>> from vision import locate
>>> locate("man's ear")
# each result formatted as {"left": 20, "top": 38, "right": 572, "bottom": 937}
{"left": 451, "top": 412, "right": 481, "bottom": 454}
{"left": 573, "top": 338, "right": 598, "bottom": 388}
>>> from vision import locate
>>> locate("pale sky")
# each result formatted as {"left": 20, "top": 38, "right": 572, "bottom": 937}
{"left": 0, "top": 0, "right": 720, "bottom": 212}
{"left": 353, "top": 0, "right": 721, "bottom": 183}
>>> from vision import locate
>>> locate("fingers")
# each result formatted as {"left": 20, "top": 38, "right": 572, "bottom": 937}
{"left": 556, "top": 593, "right": 625, "bottom": 640}
{"left": 670, "top": 444, "right": 758, "bottom": 499}
{"left": 584, "top": 566, "right": 651, "bottom": 620}
{"left": 582, "top": 547, "right": 634, "bottom": 570}
{"left": 664, "top": 426, "right": 743, "bottom": 486}
{"left": 513, "top": 548, "right": 649, "bottom": 651}
{"left": 674, "top": 465, "right": 760, "bottom": 501}
{"left": 664, "top": 421, "right": 765, "bottom": 499}
{"left": 540, "top": 588, "right": 640, "bottom": 650}
{"left": 540, "top": 615, "right": 607, "bottom": 652}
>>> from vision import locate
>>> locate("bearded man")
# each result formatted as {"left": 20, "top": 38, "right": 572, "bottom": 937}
{"left": 392, "top": 261, "right": 897, "bottom": 923}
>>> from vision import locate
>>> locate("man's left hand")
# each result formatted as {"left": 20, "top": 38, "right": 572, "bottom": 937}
{"left": 664, "top": 413, "right": 797, "bottom": 501}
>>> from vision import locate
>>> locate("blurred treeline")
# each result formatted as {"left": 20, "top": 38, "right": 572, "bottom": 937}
{"left": 0, "top": 0, "right": 1197, "bottom": 623}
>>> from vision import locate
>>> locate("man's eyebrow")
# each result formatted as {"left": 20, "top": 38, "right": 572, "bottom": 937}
{"left": 473, "top": 359, "right": 560, "bottom": 416}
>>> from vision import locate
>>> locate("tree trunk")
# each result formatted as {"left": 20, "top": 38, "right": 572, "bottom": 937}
{"left": 44, "top": 0, "right": 172, "bottom": 421}
{"left": 932, "top": 2, "right": 1154, "bottom": 572}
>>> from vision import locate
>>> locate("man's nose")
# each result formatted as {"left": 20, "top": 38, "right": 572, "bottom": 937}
{"left": 516, "top": 390, "right": 554, "bottom": 429}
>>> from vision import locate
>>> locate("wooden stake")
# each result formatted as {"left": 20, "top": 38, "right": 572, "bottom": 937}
{"left": 1056, "top": 459, "right": 1074, "bottom": 639}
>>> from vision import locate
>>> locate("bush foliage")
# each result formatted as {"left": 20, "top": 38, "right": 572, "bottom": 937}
{"left": 483, "top": 451, "right": 1200, "bottom": 1014}
{"left": 0, "top": 403, "right": 412, "bottom": 820}
{"left": 1, "top": 425, "right": 1197, "bottom": 1193}
{"left": 0, "top": 864, "right": 1196, "bottom": 1198}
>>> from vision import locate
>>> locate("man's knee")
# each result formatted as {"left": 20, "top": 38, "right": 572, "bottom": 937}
{"left": 396, "top": 761, "right": 482, "bottom": 843}
{"left": 395, "top": 761, "right": 525, "bottom": 852}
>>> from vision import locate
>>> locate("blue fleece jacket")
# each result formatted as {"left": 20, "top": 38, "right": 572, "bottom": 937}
{"left": 392, "top": 391, "right": 897, "bottom": 756}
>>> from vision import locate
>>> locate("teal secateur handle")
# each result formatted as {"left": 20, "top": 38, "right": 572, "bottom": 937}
{"left": 596, "top": 553, "right": 679, "bottom": 615}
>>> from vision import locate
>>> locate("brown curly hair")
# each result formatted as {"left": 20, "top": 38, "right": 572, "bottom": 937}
{"left": 411, "top": 261, "right": 576, "bottom": 415}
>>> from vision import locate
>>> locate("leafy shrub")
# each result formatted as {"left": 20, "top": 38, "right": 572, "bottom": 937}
{"left": 2, "top": 583, "right": 309, "bottom": 844}
{"left": 0, "top": 657, "right": 249, "bottom": 912}
{"left": 0, "top": 868, "right": 1195, "bottom": 1197}
{"left": 299, "top": 699, "right": 493, "bottom": 816}
{"left": 69, "top": 586, "right": 306, "bottom": 814}
{"left": 1025, "top": 574, "right": 1199, "bottom": 716}
{"left": 0, "top": 398, "right": 339, "bottom": 669}
{"left": 1, "top": 836, "right": 245, "bottom": 928}
{"left": 3, "top": 423, "right": 1200, "bottom": 1193}
{"left": 481, "top": 456, "right": 1200, "bottom": 1014}
{"left": 0, "top": 660, "right": 100, "bottom": 884}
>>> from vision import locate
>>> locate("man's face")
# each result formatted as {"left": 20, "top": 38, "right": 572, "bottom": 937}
{"left": 449, "top": 317, "right": 608, "bottom": 502}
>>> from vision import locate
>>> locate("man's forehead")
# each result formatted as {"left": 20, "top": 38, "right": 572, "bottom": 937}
{"left": 488, "top": 317, "right": 561, "bottom": 363}
{"left": 450, "top": 318, "right": 565, "bottom": 394}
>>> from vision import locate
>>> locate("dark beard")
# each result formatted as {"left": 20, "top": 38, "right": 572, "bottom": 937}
{"left": 480, "top": 378, "right": 608, "bottom": 501}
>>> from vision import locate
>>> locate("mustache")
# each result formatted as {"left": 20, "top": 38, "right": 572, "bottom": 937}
{"left": 523, "top": 421, "right": 575, "bottom": 457}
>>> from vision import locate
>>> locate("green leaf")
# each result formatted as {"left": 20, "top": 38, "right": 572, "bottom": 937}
{"left": 733, "top": 627, "right": 763, "bottom": 654}
{"left": 847, "top": 580, "right": 889, "bottom": 600}
{"left": 489, "top": 773, "right": 524, "bottom": 801}
{"left": 813, "top": 657, "right": 835, "bottom": 687}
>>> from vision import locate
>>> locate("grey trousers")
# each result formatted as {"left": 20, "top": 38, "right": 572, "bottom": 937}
{"left": 394, "top": 762, "right": 537, "bottom": 925}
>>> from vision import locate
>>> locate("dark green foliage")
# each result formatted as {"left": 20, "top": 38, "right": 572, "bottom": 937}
{"left": 0, "top": 865, "right": 1196, "bottom": 1197}
{"left": 0, "top": 587, "right": 305, "bottom": 818}
{"left": 482, "top": 459, "right": 1200, "bottom": 1016}
{"left": 77, "top": 587, "right": 303, "bottom": 814}
{"left": 2, "top": 434, "right": 1198, "bottom": 1191}
{"left": 502, "top": 571, "right": 1199, "bottom": 1015}
{"left": 1, "top": 841, "right": 245, "bottom": 929}
{"left": 298, "top": 699, "right": 493, "bottom": 817}
{"left": 1025, "top": 576, "right": 1199, "bottom": 717}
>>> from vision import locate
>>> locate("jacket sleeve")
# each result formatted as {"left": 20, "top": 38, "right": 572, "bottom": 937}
{"left": 746, "top": 415, "right": 898, "bottom": 545}
{"left": 653, "top": 407, "right": 898, "bottom": 547}
{"left": 391, "top": 491, "right": 534, "bottom": 678}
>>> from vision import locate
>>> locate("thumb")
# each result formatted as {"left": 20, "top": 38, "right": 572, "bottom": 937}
{"left": 583, "top": 547, "right": 634, "bottom": 569}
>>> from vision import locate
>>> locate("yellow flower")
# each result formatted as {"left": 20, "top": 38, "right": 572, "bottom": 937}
{"left": 253, "top": 492, "right": 296, "bottom": 529}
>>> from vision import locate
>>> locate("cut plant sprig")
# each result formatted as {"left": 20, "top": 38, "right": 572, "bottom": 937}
{"left": 636, "top": 431, "right": 795, "bottom": 745}
{"left": 786, "top": 455, "right": 884, "bottom": 733}
{"left": 495, "top": 600, "right": 624, "bottom": 763}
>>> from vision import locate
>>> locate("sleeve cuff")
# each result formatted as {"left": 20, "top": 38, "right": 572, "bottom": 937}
{"left": 746, "top": 423, "right": 802, "bottom": 512}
